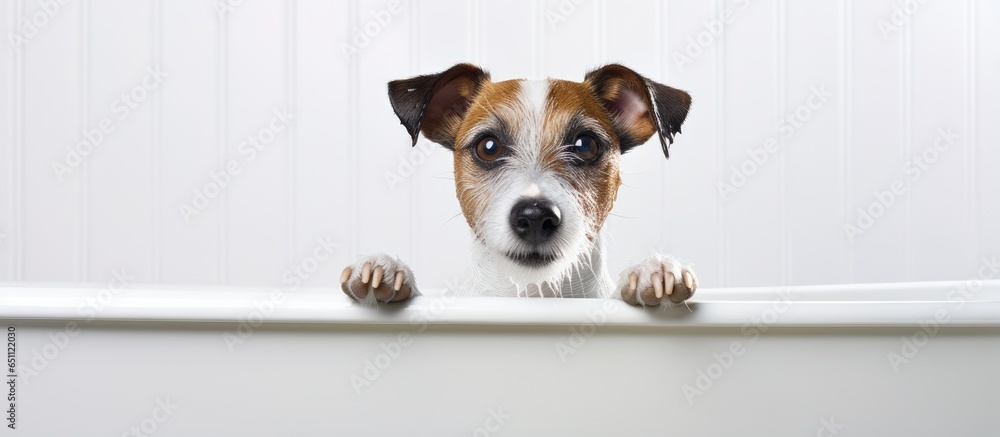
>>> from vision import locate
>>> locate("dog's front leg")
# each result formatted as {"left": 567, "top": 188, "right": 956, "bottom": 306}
{"left": 615, "top": 254, "right": 697, "bottom": 306}
{"left": 339, "top": 254, "right": 420, "bottom": 304}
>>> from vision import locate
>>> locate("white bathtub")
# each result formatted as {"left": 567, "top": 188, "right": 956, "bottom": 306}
{"left": 2, "top": 281, "right": 999, "bottom": 436}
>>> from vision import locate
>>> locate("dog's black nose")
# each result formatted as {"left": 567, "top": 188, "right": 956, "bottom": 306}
{"left": 510, "top": 199, "right": 561, "bottom": 244}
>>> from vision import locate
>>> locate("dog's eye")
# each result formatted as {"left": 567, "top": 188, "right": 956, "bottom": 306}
{"left": 475, "top": 137, "right": 503, "bottom": 161}
{"left": 571, "top": 135, "right": 599, "bottom": 162}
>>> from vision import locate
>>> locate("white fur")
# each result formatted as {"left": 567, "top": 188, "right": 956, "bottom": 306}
{"left": 343, "top": 253, "right": 420, "bottom": 307}
{"left": 522, "top": 80, "right": 549, "bottom": 115}
{"left": 613, "top": 253, "right": 697, "bottom": 306}
{"left": 450, "top": 232, "right": 616, "bottom": 299}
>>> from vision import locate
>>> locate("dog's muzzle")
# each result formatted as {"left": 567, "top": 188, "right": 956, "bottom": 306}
{"left": 509, "top": 199, "right": 561, "bottom": 245}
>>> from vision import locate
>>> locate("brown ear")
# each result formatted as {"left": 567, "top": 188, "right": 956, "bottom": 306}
{"left": 584, "top": 64, "right": 691, "bottom": 158}
{"left": 387, "top": 63, "right": 490, "bottom": 149}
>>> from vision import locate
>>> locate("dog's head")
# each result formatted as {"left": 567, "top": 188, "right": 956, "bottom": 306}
{"left": 388, "top": 63, "right": 691, "bottom": 285}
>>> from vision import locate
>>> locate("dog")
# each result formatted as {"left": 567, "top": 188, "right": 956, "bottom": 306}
{"left": 339, "top": 63, "right": 697, "bottom": 306}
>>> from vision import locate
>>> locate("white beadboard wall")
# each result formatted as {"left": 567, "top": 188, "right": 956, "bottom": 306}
{"left": 0, "top": 0, "right": 998, "bottom": 290}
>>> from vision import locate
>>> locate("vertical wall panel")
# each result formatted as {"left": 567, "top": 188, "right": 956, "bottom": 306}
{"left": 225, "top": 0, "right": 288, "bottom": 285}
{"left": 542, "top": 0, "right": 597, "bottom": 80}
{"left": 86, "top": 0, "right": 153, "bottom": 282}
{"left": 0, "top": 1, "right": 15, "bottom": 281}
{"left": 909, "top": 1, "right": 973, "bottom": 280}
{"left": 160, "top": 0, "right": 220, "bottom": 284}
{"left": 481, "top": 0, "right": 533, "bottom": 80}
{"left": 601, "top": 0, "right": 664, "bottom": 278}
{"left": 665, "top": 0, "right": 721, "bottom": 287}
{"left": 293, "top": 0, "right": 351, "bottom": 287}
{"left": 354, "top": 0, "right": 414, "bottom": 262}
{"left": 410, "top": 1, "right": 474, "bottom": 289}
{"left": 784, "top": 1, "right": 848, "bottom": 285}
{"left": 20, "top": 0, "right": 80, "bottom": 281}
{"left": 721, "top": 0, "right": 782, "bottom": 287}
{"left": 847, "top": 1, "right": 907, "bottom": 283}
{"left": 977, "top": 0, "right": 1000, "bottom": 261}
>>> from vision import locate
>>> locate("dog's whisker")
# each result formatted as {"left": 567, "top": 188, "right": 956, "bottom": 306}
{"left": 442, "top": 212, "right": 465, "bottom": 226}
{"left": 608, "top": 213, "right": 637, "bottom": 219}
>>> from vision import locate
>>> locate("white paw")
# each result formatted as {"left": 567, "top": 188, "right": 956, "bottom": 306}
{"left": 340, "top": 254, "right": 419, "bottom": 305}
{"left": 616, "top": 254, "right": 697, "bottom": 306}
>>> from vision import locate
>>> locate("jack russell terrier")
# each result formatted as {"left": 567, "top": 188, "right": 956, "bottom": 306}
{"left": 340, "top": 63, "right": 696, "bottom": 306}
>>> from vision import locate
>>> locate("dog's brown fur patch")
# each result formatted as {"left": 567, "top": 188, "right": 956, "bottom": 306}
{"left": 452, "top": 79, "right": 526, "bottom": 231}
{"left": 545, "top": 79, "right": 622, "bottom": 240}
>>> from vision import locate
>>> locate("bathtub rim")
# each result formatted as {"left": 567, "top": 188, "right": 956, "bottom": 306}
{"left": 1, "top": 280, "right": 999, "bottom": 327}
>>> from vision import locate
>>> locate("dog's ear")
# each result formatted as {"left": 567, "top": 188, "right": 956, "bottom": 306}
{"left": 387, "top": 63, "right": 490, "bottom": 149}
{"left": 584, "top": 64, "right": 691, "bottom": 159}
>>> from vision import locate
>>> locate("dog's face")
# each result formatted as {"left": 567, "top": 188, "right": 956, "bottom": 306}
{"left": 388, "top": 64, "right": 691, "bottom": 284}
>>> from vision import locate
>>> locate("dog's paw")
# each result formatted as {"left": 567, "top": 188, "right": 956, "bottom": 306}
{"left": 616, "top": 254, "right": 697, "bottom": 306}
{"left": 339, "top": 254, "right": 419, "bottom": 305}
